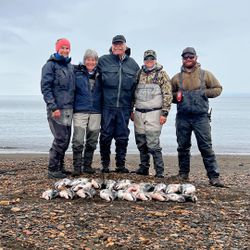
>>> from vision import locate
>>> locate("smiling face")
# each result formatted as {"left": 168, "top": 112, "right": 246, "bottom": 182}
{"left": 84, "top": 57, "right": 97, "bottom": 72}
{"left": 144, "top": 59, "right": 156, "bottom": 69}
{"left": 111, "top": 42, "right": 126, "bottom": 57}
{"left": 58, "top": 45, "right": 70, "bottom": 58}
{"left": 182, "top": 54, "right": 197, "bottom": 69}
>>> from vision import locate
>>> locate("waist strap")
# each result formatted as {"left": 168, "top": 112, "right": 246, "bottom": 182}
{"left": 135, "top": 107, "right": 162, "bottom": 113}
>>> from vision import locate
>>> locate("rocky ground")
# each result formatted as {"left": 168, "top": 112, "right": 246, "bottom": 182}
{"left": 0, "top": 154, "right": 249, "bottom": 250}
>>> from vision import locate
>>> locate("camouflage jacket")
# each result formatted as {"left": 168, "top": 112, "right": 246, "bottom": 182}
{"left": 134, "top": 63, "right": 172, "bottom": 116}
{"left": 171, "top": 63, "right": 222, "bottom": 103}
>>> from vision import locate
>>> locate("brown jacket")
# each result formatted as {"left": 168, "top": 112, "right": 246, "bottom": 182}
{"left": 171, "top": 63, "right": 222, "bottom": 103}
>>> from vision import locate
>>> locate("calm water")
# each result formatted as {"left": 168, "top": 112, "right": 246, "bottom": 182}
{"left": 0, "top": 95, "right": 249, "bottom": 155}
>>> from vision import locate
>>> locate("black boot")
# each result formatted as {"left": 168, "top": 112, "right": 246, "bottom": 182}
{"left": 135, "top": 165, "right": 149, "bottom": 175}
{"left": 48, "top": 149, "right": 67, "bottom": 179}
{"left": 82, "top": 149, "right": 95, "bottom": 174}
{"left": 151, "top": 150, "right": 165, "bottom": 178}
{"left": 59, "top": 156, "right": 71, "bottom": 175}
{"left": 72, "top": 151, "right": 82, "bottom": 177}
{"left": 135, "top": 150, "right": 150, "bottom": 175}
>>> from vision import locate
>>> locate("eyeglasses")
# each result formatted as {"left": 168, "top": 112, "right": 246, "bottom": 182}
{"left": 183, "top": 55, "right": 195, "bottom": 60}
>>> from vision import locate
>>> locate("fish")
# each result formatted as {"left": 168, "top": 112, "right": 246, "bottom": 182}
{"left": 100, "top": 189, "right": 117, "bottom": 202}
{"left": 140, "top": 183, "right": 155, "bottom": 192}
{"left": 183, "top": 194, "right": 198, "bottom": 203}
{"left": 58, "top": 188, "right": 75, "bottom": 199}
{"left": 150, "top": 191, "right": 167, "bottom": 201}
{"left": 91, "top": 179, "right": 104, "bottom": 189}
{"left": 154, "top": 183, "right": 167, "bottom": 192}
{"left": 54, "top": 178, "right": 72, "bottom": 190}
{"left": 126, "top": 184, "right": 140, "bottom": 193}
{"left": 134, "top": 191, "right": 151, "bottom": 201}
{"left": 117, "top": 190, "right": 136, "bottom": 201}
{"left": 41, "top": 189, "right": 58, "bottom": 200}
{"left": 181, "top": 184, "right": 196, "bottom": 195}
{"left": 165, "top": 193, "right": 186, "bottom": 202}
{"left": 72, "top": 182, "right": 92, "bottom": 192}
{"left": 114, "top": 179, "right": 132, "bottom": 190}
{"left": 166, "top": 184, "right": 181, "bottom": 194}
{"left": 76, "top": 188, "right": 96, "bottom": 199}
{"left": 70, "top": 178, "right": 89, "bottom": 187}
{"left": 104, "top": 180, "right": 117, "bottom": 190}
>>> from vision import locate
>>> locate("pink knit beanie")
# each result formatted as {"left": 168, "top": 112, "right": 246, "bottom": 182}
{"left": 55, "top": 38, "right": 71, "bottom": 52}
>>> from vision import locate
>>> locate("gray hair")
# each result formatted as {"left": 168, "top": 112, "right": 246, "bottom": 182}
{"left": 83, "top": 49, "right": 98, "bottom": 62}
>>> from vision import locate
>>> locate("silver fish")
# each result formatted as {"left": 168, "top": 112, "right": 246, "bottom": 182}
{"left": 104, "top": 180, "right": 117, "bottom": 190}
{"left": 70, "top": 178, "right": 89, "bottom": 187}
{"left": 181, "top": 184, "right": 196, "bottom": 195}
{"left": 100, "top": 189, "right": 117, "bottom": 202}
{"left": 154, "top": 183, "right": 167, "bottom": 192}
{"left": 139, "top": 183, "right": 155, "bottom": 192}
{"left": 76, "top": 188, "right": 96, "bottom": 199}
{"left": 165, "top": 193, "right": 186, "bottom": 202}
{"left": 134, "top": 191, "right": 151, "bottom": 201}
{"left": 72, "top": 182, "right": 92, "bottom": 192}
{"left": 150, "top": 191, "right": 167, "bottom": 201}
{"left": 117, "top": 190, "right": 136, "bottom": 201}
{"left": 91, "top": 179, "right": 103, "bottom": 189}
{"left": 58, "top": 188, "right": 75, "bottom": 199}
{"left": 166, "top": 184, "right": 181, "bottom": 194}
{"left": 41, "top": 189, "right": 58, "bottom": 200}
{"left": 54, "top": 178, "right": 72, "bottom": 189}
{"left": 114, "top": 179, "right": 132, "bottom": 190}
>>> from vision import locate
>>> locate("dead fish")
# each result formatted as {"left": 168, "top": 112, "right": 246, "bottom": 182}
{"left": 114, "top": 179, "right": 132, "bottom": 190}
{"left": 166, "top": 184, "right": 181, "bottom": 194}
{"left": 58, "top": 188, "right": 75, "bottom": 199}
{"left": 100, "top": 189, "right": 117, "bottom": 202}
{"left": 126, "top": 184, "right": 140, "bottom": 193}
{"left": 181, "top": 184, "right": 196, "bottom": 195}
{"left": 70, "top": 178, "right": 89, "bottom": 187}
{"left": 154, "top": 183, "right": 167, "bottom": 192}
{"left": 183, "top": 194, "right": 198, "bottom": 203}
{"left": 91, "top": 179, "right": 103, "bottom": 189}
{"left": 165, "top": 193, "right": 186, "bottom": 202}
{"left": 150, "top": 191, "right": 167, "bottom": 201}
{"left": 54, "top": 178, "right": 72, "bottom": 189}
{"left": 72, "top": 182, "right": 92, "bottom": 192}
{"left": 104, "top": 180, "right": 117, "bottom": 190}
{"left": 76, "top": 188, "right": 96, "bottom": 199}
{"left": 41, "top": 189, "right": 58, "bottom": 200}
{"left": 117, "top": 190, "right": 136, "bottom": 201}
{"left": 140, "top": 183, "right": 155, "bottom": 192}
{"left": 134, "top": 191, "right": 151, "bottom": 201}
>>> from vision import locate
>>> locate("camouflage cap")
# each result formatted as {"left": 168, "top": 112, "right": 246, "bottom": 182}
{"left": 181, "top": 47, "right": 196, "bottom": 57}
{"left": 144, "top": 49, "right": 157, "bottom": 60}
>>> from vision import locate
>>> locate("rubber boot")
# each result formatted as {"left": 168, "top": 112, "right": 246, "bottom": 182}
{"left": 135, "top": 152, "right": 150, "bottom": 175}
{"left": 48, "top": 149, "right": 67, "bottom": 179}
{"left": 151, "top": 150, "right": 164, "bottom": 178}
{"left": 59, "top": 155, "right": 71, "bottom": 175}
{"left": 72, "top": 151, "right": 82, "bottom": 177}
{"left": 82, "top": 150, "right": 95, "bottom": 174}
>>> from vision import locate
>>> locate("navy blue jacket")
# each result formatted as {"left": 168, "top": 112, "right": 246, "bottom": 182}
{"left": 41, "top": 54, "right": 75, "bottom": 111}
{"left": 97, "top": 48, "right": 140, "bottom": 109}
{"left": 74, "top": 64, "right": 101, "bottom": 113}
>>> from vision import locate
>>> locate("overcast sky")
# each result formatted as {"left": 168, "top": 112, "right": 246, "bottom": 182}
{"left": 0, "top": 0, "right": 249, "bottom": 96}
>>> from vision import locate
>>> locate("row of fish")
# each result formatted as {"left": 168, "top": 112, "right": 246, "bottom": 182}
{"left": 41, "top": 178, "right": 197, "bottom": 203}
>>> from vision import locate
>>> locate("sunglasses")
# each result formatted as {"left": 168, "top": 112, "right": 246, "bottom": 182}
{"left": 183, "top": 55, "right": 195, "bottom": 60}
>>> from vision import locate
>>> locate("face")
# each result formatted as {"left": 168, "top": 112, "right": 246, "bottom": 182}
{"left": 112, "top": 42, "right": 126, "bottom": 56}
{"left": 85, "top": 57, "right": 97, "bottom": 72}
{"left": 58, "top": 45, "right": 70, "bottom": 58}
{"left": 144, "top": 59, "right": 156, "bottom": 69}
{"left": 182, "top": 54, "right": 197, "bottom": 68}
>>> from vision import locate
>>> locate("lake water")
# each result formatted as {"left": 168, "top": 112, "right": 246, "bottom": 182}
{"left": 0, "top": 95, "right": 249, "bottom": 155}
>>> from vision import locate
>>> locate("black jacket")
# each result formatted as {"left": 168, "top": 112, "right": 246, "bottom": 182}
{"left": 41, "top": 54, "right": 75, "bottom": 111}
{"left": 97, "top": 48, "right": 140, "bottom": 109}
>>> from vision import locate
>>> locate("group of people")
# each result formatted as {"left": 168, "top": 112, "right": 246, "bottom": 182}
{"left": 41, "top": 35, "right": 224, "bottom": 187}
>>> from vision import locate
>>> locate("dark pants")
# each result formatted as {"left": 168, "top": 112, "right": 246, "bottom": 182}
{"left": 47, "top": 109, "right": 73, "bottom": 171}
{"left": 100, "top": 107, "right": 131, "bottom": 168}
{"left": 176, "top": 113, "right": 220, "bottom": 179}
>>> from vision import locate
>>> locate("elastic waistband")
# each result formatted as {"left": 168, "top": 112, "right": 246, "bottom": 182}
{"left": 135, "top": 107, "right": 162, "bottom": 113}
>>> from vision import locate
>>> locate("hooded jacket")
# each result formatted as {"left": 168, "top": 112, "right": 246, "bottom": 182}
{"left": 41, "top": 54, "right": 75, "bottom": 111}
{"left": 73, "top": 64, "right": 101, "bottom": 113}
{"left": 97, "top": 47, "right": 140, "bottom": 109}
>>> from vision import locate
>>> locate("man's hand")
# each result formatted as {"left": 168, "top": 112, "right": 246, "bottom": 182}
{"left": 130, "top": 112, "right": 134, "bottom": 122}
{"left": 52, "top": 109, "right": 61, "bottom": 119}
{"left": 160, "top": 115, "right": 167, "bottom": 125}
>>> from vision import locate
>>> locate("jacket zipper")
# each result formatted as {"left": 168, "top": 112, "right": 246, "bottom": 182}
{"left": 116, "top": 61, "right": 122, "bottom": 107}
